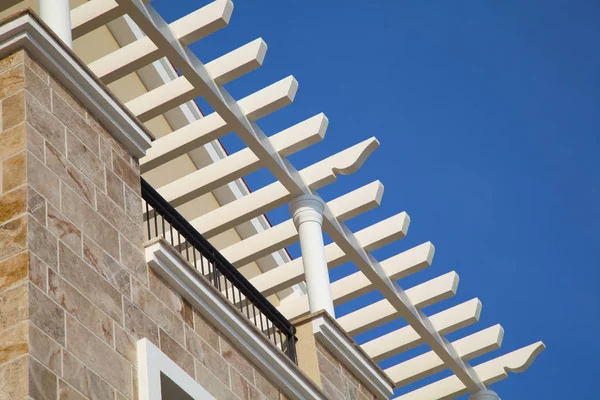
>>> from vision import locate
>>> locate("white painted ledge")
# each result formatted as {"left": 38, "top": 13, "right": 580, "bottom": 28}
{"left": 145, "top": 239, "right": 327, "bottom": 400}
{"left": 0, "top": 11, "right": 153, "bottom": 157}
{"left": 310, "top": 312, "right": 394, "bottom": 399}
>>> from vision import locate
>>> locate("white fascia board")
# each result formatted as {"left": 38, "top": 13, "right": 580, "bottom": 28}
{"left": 311, "top": 314, "right": 394, "bottom": 399}
{"left": 145, "top": 240, "right": 326, "bottom": 400}
{"left": 0, "top": 13, "right": 152, "bottom": 157}
{"left": 137, "top": 338, "right": 216, "bottom": 400}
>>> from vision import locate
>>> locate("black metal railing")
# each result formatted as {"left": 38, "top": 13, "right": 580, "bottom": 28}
{"left": 141, "top": 179, "right": 297, "bottom": 363}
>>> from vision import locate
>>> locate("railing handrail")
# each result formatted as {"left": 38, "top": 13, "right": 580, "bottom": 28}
{"left": 141, "top": 179, "right": 297, "bottom": 353}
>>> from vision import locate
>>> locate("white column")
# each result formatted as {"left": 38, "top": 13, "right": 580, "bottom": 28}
{"left": 39, "top": 0, "right": 72, "bottom": 48}
{"left": 290, "top": 194, "right": 335, "bottom": 317}
{"left": 468, "top": 390, "right": 501, "bottom": 400}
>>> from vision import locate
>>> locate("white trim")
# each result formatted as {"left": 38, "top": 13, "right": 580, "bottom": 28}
{"left": 311, "top": 315, "right": 394, "bottom": 399}
{"left": 0, "top": 13, "right": 152, "bottom": 157}
{"left": 137, "top": 338, "right": 215, "bottom": 400}
{"left": 145, "top": 240, "right": 327, "bottom": 400}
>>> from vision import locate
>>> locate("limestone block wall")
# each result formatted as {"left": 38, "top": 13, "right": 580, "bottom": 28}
{"left": 316, "top": 342, "right": 378, "bottom": 400}
{"left": 0, "top": 49, "right": 291, "bottom": 400}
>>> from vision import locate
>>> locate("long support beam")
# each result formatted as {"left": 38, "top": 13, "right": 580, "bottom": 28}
{"left": 115, "top": 0, "right": 485, "bottom": 391}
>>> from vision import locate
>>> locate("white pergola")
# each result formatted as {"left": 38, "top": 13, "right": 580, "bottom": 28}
{"left": 41, "top": 0, "right": 544, "bottom": 398}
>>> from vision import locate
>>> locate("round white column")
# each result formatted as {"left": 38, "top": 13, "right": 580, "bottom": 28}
{"left": 290, "top": 194, "right": 335, "bottom": 317}
{"left": 468, "top": 390, "right": 501, "bottom": 400}
{"left": 39, "top": 0, "right": 72, "bottom": 48}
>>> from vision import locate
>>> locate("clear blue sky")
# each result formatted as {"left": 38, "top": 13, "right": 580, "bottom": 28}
{"left": 154, "top": 1, "right": 599, "bottom": 398}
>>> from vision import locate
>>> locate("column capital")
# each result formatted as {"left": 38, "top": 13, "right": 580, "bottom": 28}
{"left": 289, "top": 194, "right": 325, "bottom": 228}
{"left": 468, "top": 390, "right": 500, "bottom": 400}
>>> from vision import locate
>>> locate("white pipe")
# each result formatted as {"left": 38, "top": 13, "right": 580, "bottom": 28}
{"left": 39, "top": 0, "right": 72, "bottom": 48}
{"left": 289, "top": 195, "right": 335, "bottom": 317}
{"left": 469, "top": 390, "right": 500, "bottom": 400}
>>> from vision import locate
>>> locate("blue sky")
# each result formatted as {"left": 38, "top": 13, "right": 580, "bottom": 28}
{"left": 153, "top": 1, "right": 599, "bottom": 398}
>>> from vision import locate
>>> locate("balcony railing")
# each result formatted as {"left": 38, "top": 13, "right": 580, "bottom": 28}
{"left": 141, "top": 179, "right": 297, "bottom": 363}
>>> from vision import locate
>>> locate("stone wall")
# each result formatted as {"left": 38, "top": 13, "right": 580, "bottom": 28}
{"left": 0, "top": 49, "right": 290, "bottom": 400}
{"left": 316, "top": 342, "right": 378, "bottom": 400}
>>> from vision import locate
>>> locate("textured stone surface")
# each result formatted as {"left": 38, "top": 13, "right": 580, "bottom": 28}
{"left": 0, "top": 321, "right": 28, "bottom": 365}
{"left": 0, "top": 282, "right": 28, "bottom": 332}
{"left": 112, "top": 151, "right": 138, "bottom": 192}
{"left": 2, "top": 91, "right": 25, "bottom": 131}
{"left": 0, "top": 186, "right": 26, "bottom": 225}
{"left": 0, "top": 251, "right": 27, "bottom": 291}
{"left": 119, "top": 235, "right": 147, "bottom": 285}
{"left": 106, "top": 168, "right": 124, "bottom": 209}
{"left": 185, "top": 325, "right": 229, "bottom": 386}
{"left": 27, "top": 215, "right": 57, "bottom": 270}
{"left": 59, "top": 243, "right": 122, "bottom": 322}
{"left": 0, "top": 65, "right": 24, "bottom": 100}
{"left": 53, "top": 92, "right": 98, "bottom": 155}
{"left": 48, "top": 203, "right": 82, "bottom": 255}
{"left": 27, "top": 150, "right": 61, "bottom": 209}
{"left": 29, "top": 283, "right": 65, "bottom": 346}
{"left": 65, "top": 316, "right": 132, "bottom": 396}
{"left": 29, "top": 322, "right": 61, "bottom": 375}
{"left": 0, "top": 216, "right": 27, "bottom": 262}
{"left": 159, "top": 329, "right": 194, "bottom": 377}
{"left": 66, "top": 132, "right": 104, "bottom": 190}
{"left": 123, "top": 298, "right": 159, "bottom": 346}
{"left": 45, "top": 141, "right": 95, "bottom": 207}
{"left": 29, "top": 354, "right": 58, "bottom": 400}
{"left": 222, "top": 338, "right": 255, "bottom": 383}
{"left": 28, "top": 252, "right": 47, "bottom": 292}
{"left": 0, "top": 355, "right": 28, "bottom": 400}
{"left": 25, "top": 91, "right": 64, "bottom": 154}
{"left": 96, "top": 188, "right": 141, "bottom": 245}
{"left": 2, "top": 151, "right": 26, "bottom": 192}
{"left": 0, "top": 122, "right": 26, "bottom": 159}
{"left": 27, "top": 186, "right": 46, "bottom": 225}
{"left": 62, "top": 350, "right": 116, "bottom": 400}
{"left": 82, "top": 235, "right": 130, "bottom": 297}
{"left": 48, "top": 269, "right": 113, "bottom": 345}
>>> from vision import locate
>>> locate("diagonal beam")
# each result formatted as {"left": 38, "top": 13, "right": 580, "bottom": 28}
{"left": 71, "top": 0, "right": 123, "bottom": 39}
{"left": 362, "top": 298, "right": 482, "bottom": 363}
{"left": 248, "top": 213, "right": 411, "bottom": 298}
{"left": 395, "top": 342, "right": 546, "bottom": 400}
{"left": 116, "top": 0, "right": 485, "bottom": 391}
{"left": 336, "top": 272, "right": 460, "bottom": 335}
{"left": 140, "top": 76, "right": 298, "bottom": 173}
{"left": 386, "top": 325, "right": 504, "bottom": 388}
{"left": 157, "top": 113, "right": 328, "bottom": 207}
{"left": 126, "top": 48, "right": 277, "bottom": 122}
{"left": 89, "top": 0, "right": 233, "bottom": 83}
{"left": 220, "top": 181, "right": 383, "bottom": 267}
{"left": 189, "top": 138, "right": 379, "bottom": 238}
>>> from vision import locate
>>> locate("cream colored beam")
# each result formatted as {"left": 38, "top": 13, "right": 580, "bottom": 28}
{"left": 363, "top": 298, "right": 482, "bottom": 362}
{"left": 220, "top": 181, "right": 383, "bottom": 267}
{"left": 125, "top": 38, "right": 269, "bottom": 122}
{"left": 89, "top": 0, "right": 233, "bottom": 83}
{"left": 337, "top": 272, "right": 460, "bottom": 336}
{"left": 71, "top": 0, "right": 122, "bottom": 39}
{"left": 158, "top": 113, "right": 328, "bottom": 207}
{"left": 117, "top": 0, "right": 485, "bottom": 390}
{"left": 189, "top": 138, "right": 379, "bottom": 238}
{"left": 276, "top": 240, "right": 433, "bottom": 320}
{"left": 249, "top": 213, "right": 411, "bottom": 298}
{"left": 386, "top": 325, "right": 504, "bottom": 387}
{"left": 396, "top": 342, "right": 545, "bottom": 400}
{"left": 140, "top": 77, "right": 299, "bottom": 173}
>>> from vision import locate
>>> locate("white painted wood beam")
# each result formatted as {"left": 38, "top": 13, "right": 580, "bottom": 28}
{"left": 89, "top": 0, "right": 233, "bottom": 83}
{"left": 220, "top": 181, "right": 383, "bottom": 267}
{"left": 248, "top": 213, "right": 412, "bottom": 298}
{"left": 396, "top": 342, "right": 545, "bottom": 400}
{"left": 189, "top": 138, "right": 379, "bottom": 238}
{"left": 337, "top": 272, "right": 460, "bottom": 336}
{"left": 362, "top": 298, "right": 482, "bottom": 363}
{"left": 386, "top": 325, "right": 504, "bottom": 387}
{"left": 71, "top": 0, "right": 122, "bottom": 39}
{"left": 157, "top": 113, "right": 328, "bottom": 207}
{"left": 276, "top": 237, "right": 431, "bottom": 321}
{"left": 115, "top": 0, "right": 485, "bottom": 390}
{"left": 126, "top": 38, "right": 269, "bottom": 122}
{"left": 140, "top": 77, "right": 299, "bottom": 173}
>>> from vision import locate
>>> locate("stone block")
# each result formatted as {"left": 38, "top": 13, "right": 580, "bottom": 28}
{"left": 82, "top": 235, "right": 130, "bottom": 297}
{"left": 27, "top": 214, "right": 57, "bottom": 271}
{"left": 0, "top": 214, "right": 27, "bottom": 263}
{"left": 62, "top": 349, "right": 117, "bottom": 400}
{"left": 0, "top": 63, "right": 24, "bottom": 100}
{"left": 0, "top": 51, "right": 24, "bottom": 75}
{"left": 65, "top": 316, "right": 132, "bottom": 396}
{"left": 106, "top": 168, "right": 124, "bottom": 209}
{"left": 45, "top": 141, "right": 95, "bottom": 207}
{"left": 95, "top": 189, "right": 141, "bottom": 246}
{"left": 131, "top": 279, "right": 184, "bottom": 345}
{"left": 61, "top": 184, "right": 119, "bottom": 260}
{"left": 194, "top": 360, "right": 238, "bottom": 400}
{"left": 27, "top": 186, "right": 46, "bottom": 225}
{"left": 185, "top": 325, "right": 228, "bottom": 386}
{"left": 2, "top": 151, "right": 26, "bottom": 192}
{"left": 0, "top": 185, "right": 26, "bottom": 225}
{"left": 27, "top": 151, "right": 61, "bottom": 209}
{"left": 221, "top": 338, "right": 255, "bottom": 384}
{"left": 0, "top": 321, "right": 28, "bottom": 365}
{"left": 0, "top": 251, "right": 28, "bottom": 292}
{"left": 29, "top": 322, "right": 61, "bottom": 375}
{"left": 59, "top": 242, "right": 123, "bottom": 322}
{"left": 0, "top": 122, "right": 26, "bottom": 159}
{"left": 25, "top": 91, "right": 64, "bottom": 154}
{"left": 123, "top": 298, "right": 159, "bottom": 346}
{"left": 47, "top": 203, "right": 82, "bottom": 255}
{"left": 159, "top": 329, "right": 194, "bottom": 377}
{"left": 0, "top": 355, "right": 28, "bottom": 400}
{"left": 192, "top": 310, "right": 220, "bottom": 350}
{"left": 2, "top": 91, "right": 25, "bottom": 131}
{"left": 29, "top": 283, "right": 64, "bottom": 345}
{"left": 52, "top": 92, "right": 98, "bottom": 155}
{"left": 28, "top": 252, "right": 47, "bottom": 292}
{"left": 24, "top": 65, "right": 50, "bottom": 110}
{"left": 119, "top": 235, "right": 148, "bottom": 286}
{"left": 48, "top": 268, "right": 113, "bottom": 345}
{"left": 112, "top": 150, "right": 138, "bottom": 193}
{"left": 66, "top": 132, "right": 104, "bottom": 190}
